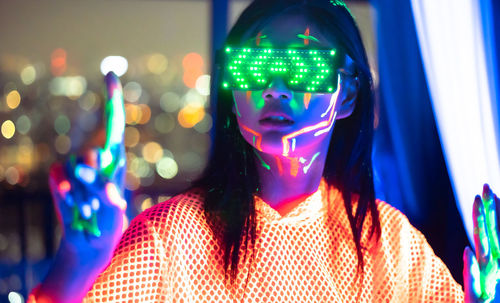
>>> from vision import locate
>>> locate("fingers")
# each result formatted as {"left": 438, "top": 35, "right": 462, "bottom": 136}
{"left": 472, "top": 185, "right": 500, "bottom": 301}
{"left": 473, "top": 195, "right": 490, "bottom": 266}
{"left": 464, "top": 246, "right": 482, "bottom": 302}
{"left": 100, "top": 72, "right": 126, "bottom": 179}
{"left": 105, "top": 183, "right": 127, "bottom": 211}
{"left": 482, "top": 184, "right": 500, "bottom": 260}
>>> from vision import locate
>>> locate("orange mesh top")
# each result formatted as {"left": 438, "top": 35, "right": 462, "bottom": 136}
{"left": 80, "top": 181, "right": 464, "bottom": 302}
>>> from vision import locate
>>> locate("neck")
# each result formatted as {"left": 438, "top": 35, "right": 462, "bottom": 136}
{"left": 254, "top": 146, "right": 328, "bottom": 216}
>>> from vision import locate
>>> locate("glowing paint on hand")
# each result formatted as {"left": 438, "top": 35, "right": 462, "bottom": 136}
{"left": 100, "top": 72, "right": 126, "bottom": 179}
{"left": 75, "top": 164, "right": 97, "bottom": 184}
{"left": 106, "top": 183, "right": 127, "bottom": 211}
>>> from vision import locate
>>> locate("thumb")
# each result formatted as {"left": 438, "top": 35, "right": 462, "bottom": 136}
{"left": 464, "top": 246, "right": 485, "bottom": 302}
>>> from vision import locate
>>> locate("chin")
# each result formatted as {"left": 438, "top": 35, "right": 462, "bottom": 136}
{"left": 259, "top": 133, "right": 327, "bottom": 157}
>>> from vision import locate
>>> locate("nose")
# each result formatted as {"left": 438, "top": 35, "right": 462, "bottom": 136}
{"left": 262, "top": 77, "right": 292, "bottom": 101}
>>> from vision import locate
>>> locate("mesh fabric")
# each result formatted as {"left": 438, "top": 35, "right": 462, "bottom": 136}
{"left": 51, "top": 181, "right": 466, "bottom": 302}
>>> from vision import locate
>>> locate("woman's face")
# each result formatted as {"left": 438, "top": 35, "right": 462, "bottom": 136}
{"left": 231, "top": 12, "right": 355, "bottom": 157}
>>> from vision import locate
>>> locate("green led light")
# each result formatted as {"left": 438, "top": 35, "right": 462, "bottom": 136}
{"left": 226, "top": 47, "right": 231, "bottom": 53}
{"left": 223, "top": 82, "right": 228, "bottom": 88}
{"left": 222, "top": 46, "right": 340, "bottom": 92}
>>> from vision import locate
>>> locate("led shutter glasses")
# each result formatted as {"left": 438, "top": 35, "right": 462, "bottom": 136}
{"left": 221, "top": 47, "right": 342, "bottom": 93}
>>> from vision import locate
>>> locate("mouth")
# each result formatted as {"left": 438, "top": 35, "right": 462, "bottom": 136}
{"left": 259, "top": 113, "right": 295, "bottom": 127}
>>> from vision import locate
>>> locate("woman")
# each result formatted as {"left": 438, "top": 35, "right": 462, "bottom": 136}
{"left": 29, "top": 0, "right": 496, "bottom": 302}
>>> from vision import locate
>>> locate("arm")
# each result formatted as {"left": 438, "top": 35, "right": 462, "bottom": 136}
{"left": 28, "top": 72, "right": 127, "bottom": 303}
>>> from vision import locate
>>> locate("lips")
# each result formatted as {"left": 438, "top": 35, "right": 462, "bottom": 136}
{"left": 259, "top": 112, "right": 295, "bottom": 127}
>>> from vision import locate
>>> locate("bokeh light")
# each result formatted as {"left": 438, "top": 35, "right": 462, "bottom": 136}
{"left": 138, "top": 104, "right": 151, "bottom": 124}
{"left": 193, "top": 113, "right": 213, "bottom": 133}
{"left": 16, "top": 115, "right": 31, "bottom": 134}
{"left": 147, "top": 53, "right": 168, "bottom": 75}
{"left": 5, "top": 167, "right": 20, "bottom": 185}
{"left": 154, "top": 113, "right": 175, "bottom": 134}
{"left": 54, "top": 115, "right": 71, "bottom": 135}
{"left": 7, "top": 291, "right": 23, "bottom": 303}
{"left": 160, "top": 92, "right": 181, "bottom": 112}
{"left": 54, "top": 135, "right": 71, "bottom": 154}
{"left": 182, "top": 52, "right": 204, "bottom": 88}
{"left": 78, "top": 91, "right": 100, "bottom": 111}
{"left": 6, "top": 90, "right": 21, "bottom": 109}
{"left": 177, "top": 104, "right": 205, "bottom": 128}
{"left": 130, "top": 157, "right": 152, "bottom": 178}
{"left": 49, "top": 76, "right": 87, "bottom": 98}
{"left": 100, "top": 56, "right": 128, "bottom": 77}
{"left": 51, "top": 48, "right": 67, "bottom": 76}
{"left": 123, "top": 82, "right": 142, "bottom": 103}
{"left": 142, "top": 141, "right": 163, "bottom": 163}
{"left": 195, "top": 74, "right": 210, "bottom": 96}
{"left": 124, "top": 126, "right": 140, "bottom": 147}
{"left": 156, "top": 157, "right": 178, "bottom": 179}
{"left": 20, "top": 65, "right": 36, "bottom": 85}
{"left": 182, "top": 52, "right": 204, "bottom": 70}
{"left": 125, "top": 171, "right": 140, "bottom": 191}
{"left": 1, "top": 120, "right": 15, "bottom": 139}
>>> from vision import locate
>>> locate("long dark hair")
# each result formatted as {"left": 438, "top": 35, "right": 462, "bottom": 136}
{"left": 195, "top": 0, "right": 381, "bottom": 286}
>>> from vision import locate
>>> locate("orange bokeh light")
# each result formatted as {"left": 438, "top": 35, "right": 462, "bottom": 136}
{"left": 51, "top": 48, "right": 67, "bottom": 76}
{"left": 177, "top": 104, "right": 205, "bottom": 128}
{"left": 183, "top": 70, "right": 203, "bottom": 88}
{"left": 182, "top": 52, "right": 203, "bottom": 70}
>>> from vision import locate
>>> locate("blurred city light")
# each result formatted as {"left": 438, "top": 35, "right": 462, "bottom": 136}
{"left": 20, "top": 65, "right": 36, "bottom": 85}
{"left": 160, "top": 92, "right": 181, "bottom": 112}
{"left": 15, "top": 115, "right": 31, "bottom": 134}
{"left": 1, "top": 120, "right": 15, "bottom": 139}
{"left": 123, "top": 82, "right": 142, "bottom": 103}
{"left": 142, "top": 141, "right": 163, "bottom": 163}
{"left": 6, "top": 90, "right": 21, "bottom": 109}
{"left": 147, "top": 53, "right": 168, "bottom": 75}
{"left": 177, "top": 104, "right": 205, "bottom": 128}
{"left": 51, "top": 48, "right": 67, "bottom": 76}
{"left": 156, "top": 157, "right": 178, "bottom": 179}
{"left": 8, "top": 291, "right": 23, "bottom": 303}
{"left": 182, "top": 52, "right": 204, "bottom": 88}
{"left": 100, "top": 56, "right": 128, "bottom": 77}
{"left": 49, "top": 76, "right": 87, "bottom": 98}
{"left": 195, "top": 74, "right": 210, "bottom": 96}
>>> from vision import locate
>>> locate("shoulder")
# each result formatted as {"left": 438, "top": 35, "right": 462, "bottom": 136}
{"left": 135, "top": 187, "right": 209, "bottom": 238}
{"left": 374, "top": 199, "right": 427, "bottom": 246}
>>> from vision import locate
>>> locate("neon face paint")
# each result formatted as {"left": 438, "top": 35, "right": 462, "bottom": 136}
{"left": 281, "top": 76, "right": 340, "bottom": 156}
{"left": 289, "top": 157, "right": 299, "bottom": 177}
{"left": 303, "top": 152, "right": 320, "bottom": 174}
{"left": 297, "top": 27, "right": 320, "bottom": 46}
{"left": 274, "top": 155, "right": 284, "bottom": 176}
{"left": 254, "top": 150, "right": 271, "bottom": 170}
{"left": 303, "top": 93, "right": 312, "bottom": 109}
{"left": 239, "top": 122, "right": 263, "bottom": 151}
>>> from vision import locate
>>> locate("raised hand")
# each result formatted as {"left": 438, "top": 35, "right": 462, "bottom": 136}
{"left": 464, "top": 184, "right": 500, "bottom": 302}
{"left": 33, "top": 72, "right": 127, "bottom": 303}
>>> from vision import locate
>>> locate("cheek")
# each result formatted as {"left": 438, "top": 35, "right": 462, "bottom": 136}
{"left": 232, "top": 91, "right": 263, "bottom": 120}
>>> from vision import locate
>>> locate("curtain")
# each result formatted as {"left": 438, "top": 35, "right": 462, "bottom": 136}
{"left": 410, "top": 0, "right": 500, "bottom": 244}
